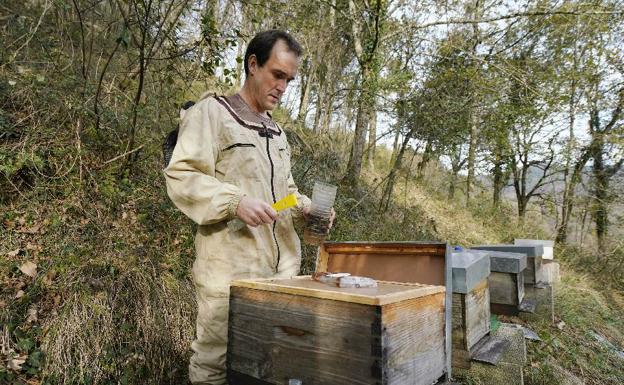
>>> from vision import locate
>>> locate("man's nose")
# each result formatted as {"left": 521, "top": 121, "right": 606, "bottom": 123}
{"left": 276, "top": 79, "right": 287, "bottom": 93}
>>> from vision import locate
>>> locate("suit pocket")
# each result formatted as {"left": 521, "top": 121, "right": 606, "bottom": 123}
{"left": 216, "top": 140, "right": 259, "bottom": 181}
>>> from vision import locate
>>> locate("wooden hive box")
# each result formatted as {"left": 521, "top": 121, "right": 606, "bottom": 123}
{"left": 514, "top": 239, "right": 554, "bottom": 260}
{"left": 450, "top": 250, "right": 491, "bottom": 369}
{"left": 469, "top": 249, "right": 527, "bottom": 315}
{"left": 514, "top": 239, "right": 559, "bottom": 284}
{"left": 472, "top": 245, "right": 544, "bottom": 285}
{"left": 315, "top": 241, "right": 452, "bottom": 378}
{"left": 227, "top": 276, "right": 446, "bottom": 385}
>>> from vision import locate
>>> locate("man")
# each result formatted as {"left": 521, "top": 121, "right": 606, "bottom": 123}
{"left": 164, "top": 30, "right": 312, "bottom": 385}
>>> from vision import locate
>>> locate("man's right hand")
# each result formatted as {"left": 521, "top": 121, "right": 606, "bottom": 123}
{"left": 236, "top": 196, "right": 278, "bottom": 226}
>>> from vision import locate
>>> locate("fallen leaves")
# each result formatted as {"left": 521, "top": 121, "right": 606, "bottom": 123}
{"left": 17, "top": 224, "right": 41, "bottom": 235}
{"left": 26, "top": 243, "right": 43, "bottom": 252}
{"left": 15, "top": 281, "right": 26, "bottom": 299}
{"left": 19, "top": 261, "right": 38, "bottom": 278}
{"left": 42, "top": 270, "right": 56, "bottom": 286}
{"left": 7, "top": 355, "right": 27, "bottom": 371}
{"left": 26, "top": 307, "right": 38, "bottom": 324}
{"left": 7, "top": 249, "right": 21, "bottom": 258}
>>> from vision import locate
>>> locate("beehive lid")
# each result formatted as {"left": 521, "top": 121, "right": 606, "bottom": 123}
{"left": 317, "top": 241, "right": 448, "bottom": 286}
{"left": 230, "top": 275, "right": 445, "bottom": 306}
{"left": 472, "top": 244, "right": 544, "bottom": 258}
{"left": 451, "top": 251, "right": 491, "bottom": 294}
{"left": 468, "top": 249, "right": 527, "bottom": 273}
{"left": 514, "top": 239, "right": 554, "bottom": 260}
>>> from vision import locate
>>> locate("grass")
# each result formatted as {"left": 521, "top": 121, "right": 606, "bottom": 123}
{"left": 523, "top": 266, "right": 624, "bottom": 385}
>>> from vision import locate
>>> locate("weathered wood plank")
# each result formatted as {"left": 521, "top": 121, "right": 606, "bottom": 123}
{"left": 381, "top": 292, "right": 446, "bottom": 385}
{"left": 322, "top": 242, "right": 446, "bottom": 255}
{"left": 524, "top": 256, "right": 545, "bottom": 285}
{"left": 228, "top": 286, "right": 377, "bottom": 385}
{"left": 464, "top": 280, "right": 490, "bottom": 351}
{"left": 451, "top": 292, "right": 470, "bottom": 369}
{"left": 316, "top": 246, "right": 330, "bottom": 273}
{"left": 452, "top": 293, "right": 467, "bottom": 349}
{"left": 451, "top": 279, "right": 490, "bottom": 370}
{"left": 489, "top": 272, "right": 523, "bottom": 306}
{"left": 231, "top": 276, "right": 445, "bottom": 306}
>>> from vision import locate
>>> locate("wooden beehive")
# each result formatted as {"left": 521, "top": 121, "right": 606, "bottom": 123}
{"left": 514, "top": 239, "right": 554, "bottom": 260}
{"left": 472, "top": 245, "right": 544, "bottom": 285}
{"left": 515, "top": 239, "right": 559, "bottom": 284}
{"left": 316, "top": 241, "right": 452, "bottom": 377}
{"left": 470, "top": 250, "right": 527, "bottom": 315}
{"left": 227, "top": 276, "right": 446, "bottom": 385}
{"left": 450, "top": 250, "right": 491, "bottom": 369}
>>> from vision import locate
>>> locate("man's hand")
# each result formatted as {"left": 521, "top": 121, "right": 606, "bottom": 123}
{"left": 303, "top": 207, "right": 336, "bottom": 229}
{"left": 236, "top": 196, "right": 278, "bottom": 226}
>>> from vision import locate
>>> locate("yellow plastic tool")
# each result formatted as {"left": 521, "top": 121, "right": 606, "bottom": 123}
{"left": 271, "top": 193, "right": 298, "bottom": 212}
{"left": 228, "top": 193, "right": 298, "bottom": 231}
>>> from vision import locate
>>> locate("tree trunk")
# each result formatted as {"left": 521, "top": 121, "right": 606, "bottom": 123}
{"left": 322, "top": 92, "right": 333, "bottom": 133}
{"left": 449, "top": 145, "right": 463, "bottom": 200}
{"left": 556, "top": 153, "right": 589, "bottom": 244}
{"left": 381, "top": 127, "right": 413, "bottom": 210}
{"left": 297, "top": 60, "right": 315, "bottom": 127}
{"left": 466, "top": 106, "right": 478, "bottom": 202}
{"left": 344, "top": 63, "right": 372, "bottom": 187}
{"left": 449, "top": 169, "right": 458, "bottom": 200}
{"left": 312, "top": 81, "right": 324, "bottom": 133}
{"left": 366, "top": 108, "right": 377, "bottom": 170}
{"left": 466, "top": 0, "right": 483, "bottom": 203}
{"left": 517, "top": 197, "right": 527, "bottom": 219}
{"left": 492, "top": 152, "right": 504, "bottom": 209}
{"left": 591, "top": 130, "right": 608, "bottom": 251}
{"left": 344, "top": 0, "right": 383, "bottom": 188}
{"left": 390, "top": 126, "right": 401, "bottom": 165}
{"left": 417, "top": 141, "right": 433, "bottom": 180}
{"left": 556, "top": 69, "right": 579, "bottom": 244}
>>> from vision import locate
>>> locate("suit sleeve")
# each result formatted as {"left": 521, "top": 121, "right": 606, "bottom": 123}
{"left": 164, "top": 99, "right": 243, "bottom": 225}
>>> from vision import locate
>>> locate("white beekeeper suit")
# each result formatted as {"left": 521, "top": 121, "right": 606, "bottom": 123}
{"left": 164, "top": 92, "right": 310, "bottom": 384}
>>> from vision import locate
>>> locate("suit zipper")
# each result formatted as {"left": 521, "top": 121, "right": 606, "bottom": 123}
{"left": 262, "top": 124, "right": 281, "bottom": 273}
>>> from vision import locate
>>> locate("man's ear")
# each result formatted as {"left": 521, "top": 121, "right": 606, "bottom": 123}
{"left": 247, "top": 54, "right": 257, "bottom": 75}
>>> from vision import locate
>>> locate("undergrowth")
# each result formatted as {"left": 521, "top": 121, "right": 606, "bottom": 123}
{"left": 523, "top": 267, "right": 624, "bottom": 385}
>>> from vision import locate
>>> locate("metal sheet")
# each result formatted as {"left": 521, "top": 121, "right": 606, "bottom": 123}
{"left": 451, "top": 251, "right": 491, "bottom": 294}
{"left": 471, "top": 336, "right": 511, "bottom": 366}
{"left": 469, "top": 249, "right": 527, "bottom": 273}
{"left": 472, "top": 244, "right": 544, "bottom": 258}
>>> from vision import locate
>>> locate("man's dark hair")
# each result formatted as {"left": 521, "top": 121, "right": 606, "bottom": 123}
{"left": 244, "top": 30, "right": 302, "bottom": 76}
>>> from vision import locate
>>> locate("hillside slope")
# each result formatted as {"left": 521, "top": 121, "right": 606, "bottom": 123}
{"left": 1, "top": 120, "right": 622, "bottom": 385}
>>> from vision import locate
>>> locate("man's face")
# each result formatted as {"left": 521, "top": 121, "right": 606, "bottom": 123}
{"left": 247, "top": 39, "right": 299, "bottom": 112}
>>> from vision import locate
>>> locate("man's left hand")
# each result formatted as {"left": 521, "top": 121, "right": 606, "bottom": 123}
{"left": 302, "top": 207, "right": 336, "bottom": 229}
